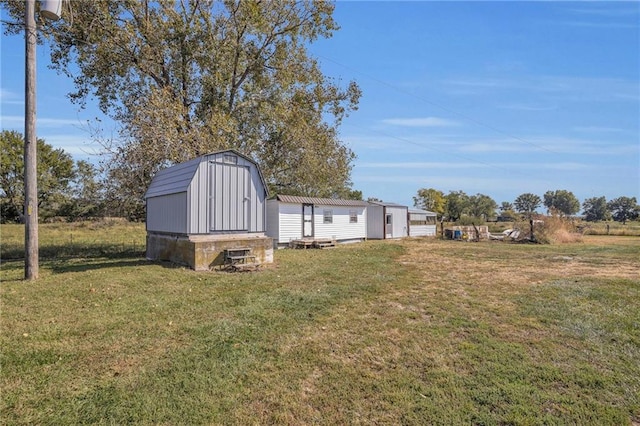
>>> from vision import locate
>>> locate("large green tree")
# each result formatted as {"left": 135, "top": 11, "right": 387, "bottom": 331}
{"left": 543, "top": 190, "right": 580, "bottom": 217}
{"left": 607, "top": 196, "right": 639, "bottom": 224}
{"left": 444, "top": 190, "right": 469, "bottom": 222}
{"left": 582, "top": 196, "right": 610, "bottom": 222}
{"left": 2, "top": 0, "right": 361, "bottom": 213}
{"left": 514, "top": 193, "right": 541, "bottom": 217}
{"left": 413, "top": 188, "right": 445, "bottom": 217}
{"left": 0, "top": 130, "right": 75, "bottom": 222}
{"left": 468, "top": 193, "right": 497, "bottom": 221}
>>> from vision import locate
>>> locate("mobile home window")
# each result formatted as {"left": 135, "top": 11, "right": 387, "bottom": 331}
{"left": 323, "top": 209, "right": 333, "bottom": 224}
{"left": 349, "top": 210, "right": 358, "bottom": 223}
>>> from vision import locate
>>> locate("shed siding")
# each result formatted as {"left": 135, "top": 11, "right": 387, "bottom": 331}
{"left": 386, "top": 206, "right": 408, "bottom": 238}
{"left": 146, "top": 192, "right": 188, "bottom": 234}
{"left": 188, "top": 157, "right": 208, "bottom": 234}
{"left": 409, "top": 225, "right": 437, "bottom": 237}
{"left": 367, "top": 205, "right": 384, "bottom": 239}
{"left": 249, "top": 168, "right": 266, "bottom": 232}
{"left": 266, "top": 200, "right": 280, "bottom": 242}
{"left": 146, "top": 150, "right": 267, "bottom": 236}
{"left": 277, "top": 203, "right": 304, "bottom": 243}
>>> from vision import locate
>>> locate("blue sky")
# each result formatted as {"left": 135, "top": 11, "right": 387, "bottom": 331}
{"left": 1, "top": 1, "right": 639, "bottom": 209}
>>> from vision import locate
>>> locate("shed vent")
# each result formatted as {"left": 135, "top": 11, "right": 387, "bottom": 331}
{"left": 223, "top": 154, "right": 238, "bottom": 164}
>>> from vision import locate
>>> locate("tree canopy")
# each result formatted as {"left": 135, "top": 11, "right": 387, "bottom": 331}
{"left": 444, "top": 190, "right": 469, "bottom": 222}
{"left": 0, "top": 130, "right": 75, "bottom": 222}
{"left": 2, "top": 0, "right": 361, "bottom": 214}
{"left": 543, "top": 190, "right": 580, "bottom": 217}
{"left": 607, "top": 196, "right": 639, "bottom": 224}
{"left": 582, "top": 196, "right": 610, "bottom": 222}
{"left": 413, "top": 188, "right": 445, "bottom": 217}
{"left": 514, "top": 193, "right": 541, "bottom": 217}
{"left": 468, "top": 193, "right": 497, "bottom": 221}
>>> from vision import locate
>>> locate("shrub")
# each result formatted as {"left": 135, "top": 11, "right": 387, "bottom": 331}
{"left": 533, "top": 215, "right": 582, "bottom": 244}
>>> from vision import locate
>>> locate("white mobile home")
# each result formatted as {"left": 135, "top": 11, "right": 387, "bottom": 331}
{"left": 144, "top": 150, "right": 272, "bottom": 270}
{"left": 408, "top": 209, "right": 437, "bottom": 237}
{"left": 367, "top": 201, "right": 409, "bottom": 239}
{"left": 266, "top": 195, "right": 369, "bottom": 248}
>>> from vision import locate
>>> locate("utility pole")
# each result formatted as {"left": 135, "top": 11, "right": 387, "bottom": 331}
{"left": 24, "top": 0, "right": 38, "bottom": 280}
{"left": 24, "top": 0, "right": 61, "bottom": 280}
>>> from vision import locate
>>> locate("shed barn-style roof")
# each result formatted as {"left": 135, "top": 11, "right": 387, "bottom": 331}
{"left": 144, "top": 149, "right": 266, "bottom": 199}
{"left": 273, "top": 194, "right": 370, "bottom": 207}
{"left": 144, "top": 157, "right": 201, "bottom": 199}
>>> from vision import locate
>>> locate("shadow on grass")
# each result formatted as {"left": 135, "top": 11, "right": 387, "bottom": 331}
{"left": 1, "top": 256, "right": 189, "bottom": 280}
{"left": 48, "top": 258, "right": 154, "bottom": 274}
{"left": 1, "top": 244, "right": 145, "bottom": 261}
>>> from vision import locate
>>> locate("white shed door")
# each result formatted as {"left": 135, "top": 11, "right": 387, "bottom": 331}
{"left": 210, "top": 162, "right": 249, "bottom": 231}
{"left": 385, "top": 213, "right": 393, "bottom": 238}
{"left": 303, "top": 204, "right": 314, "bottom": 237}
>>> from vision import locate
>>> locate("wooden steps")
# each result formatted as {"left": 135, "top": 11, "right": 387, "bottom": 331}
{"left": 289, "top": 239, "right": 336, "bottom": 249}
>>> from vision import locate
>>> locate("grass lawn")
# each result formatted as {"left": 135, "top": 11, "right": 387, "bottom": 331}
{"left": 1, "top": 223, "right": 639, "bottom": 424}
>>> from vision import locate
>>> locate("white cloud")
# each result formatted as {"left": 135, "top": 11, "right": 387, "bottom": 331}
{"left": 357, "top": 161, "right": 485, "bottom": 169}
{"left": 573, "top": 126, "right": 625, "bottom": 133}
{"left": 443, "top": 75, "right": 639, "bottom": 103}
{"left": 41, "top": 134, "right": 103, "bottom": 157}
{"left": 357, "top": 160, "right": 591, "bottom": 172}
{"left": 498, "top": 103, "right": 557, "bottom": 112}
{"left": 381, "top": 117, "right": 461, "bottom": 127}
{"left": 0, "top": 88, "right": 22, "bottom": 105}
{"left": 1, "top": 115, "right": 90, "bottom": 129}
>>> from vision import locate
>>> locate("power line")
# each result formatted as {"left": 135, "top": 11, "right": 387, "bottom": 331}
{"left": 318, "top": 54, "right": 563, "bottom": 155}
{"left": 345, "top": 121, "right": 543, "bottom": 181}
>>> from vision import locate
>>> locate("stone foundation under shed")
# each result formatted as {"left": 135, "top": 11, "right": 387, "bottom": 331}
{"left": 146, "top": 232, "right": 273, "bottom": 271}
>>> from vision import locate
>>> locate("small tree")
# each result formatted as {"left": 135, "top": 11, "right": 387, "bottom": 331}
{"left": 582, "top": 196, "right": 610, "bottom": 222}
{"left": 468, "top": 193, "right": 497, "bottom": 221}
{"left": 444, "top": 190, "right": 469, "bottom": 222}
{"left": 607, "top": 196, "right": 639, "bottom": 224}
{"left": 514, "top": 193, "right": 541, "bottom": 218}
{"left": 500, "top": 201, "right": 514, "bottom": 212}
{"left": 413, "top": 188, "right": 445, "bottom": 217}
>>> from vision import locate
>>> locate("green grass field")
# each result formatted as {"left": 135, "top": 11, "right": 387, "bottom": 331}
{"left": 1, "top": 223, "right": 639, "bottom": 425}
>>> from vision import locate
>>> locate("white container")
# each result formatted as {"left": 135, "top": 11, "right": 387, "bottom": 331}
{"left": 40, "top": 0, "right": 62, "bottom": 21}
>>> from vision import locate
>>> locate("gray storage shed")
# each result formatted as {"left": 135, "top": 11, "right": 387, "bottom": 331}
{"left": 367, "top": 201, "right": 409, "bottom": 239}
{"left": 145, "top": 150, "right": 272, "bottom": 270}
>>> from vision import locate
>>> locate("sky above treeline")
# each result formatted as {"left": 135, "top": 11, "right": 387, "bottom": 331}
{"left": 1, "top": 1, "right": 638, "bottom": 209}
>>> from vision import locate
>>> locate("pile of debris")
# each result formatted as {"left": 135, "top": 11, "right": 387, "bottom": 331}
{"left": 444, "top": 225, "right": 490, "bottom": 241}
{"left": 489, "top": 228, "right": 521, "bottom": 241}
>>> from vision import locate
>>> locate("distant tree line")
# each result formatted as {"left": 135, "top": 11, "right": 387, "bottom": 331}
{"left": 1, "top": 130, "right": 120, "bottom": 223}
{"left": 413, "top": 187, "right": 640, "bottom": 224}
{"left": 2, "top": 130, "right": 639, "bottom": 225}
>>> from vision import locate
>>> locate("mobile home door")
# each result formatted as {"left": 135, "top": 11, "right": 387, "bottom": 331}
{"left": 385, "top": 213, "right": 393, "bottom": 239}
{"left": 303, "top": 204, "right": 314, "bottom": 238}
